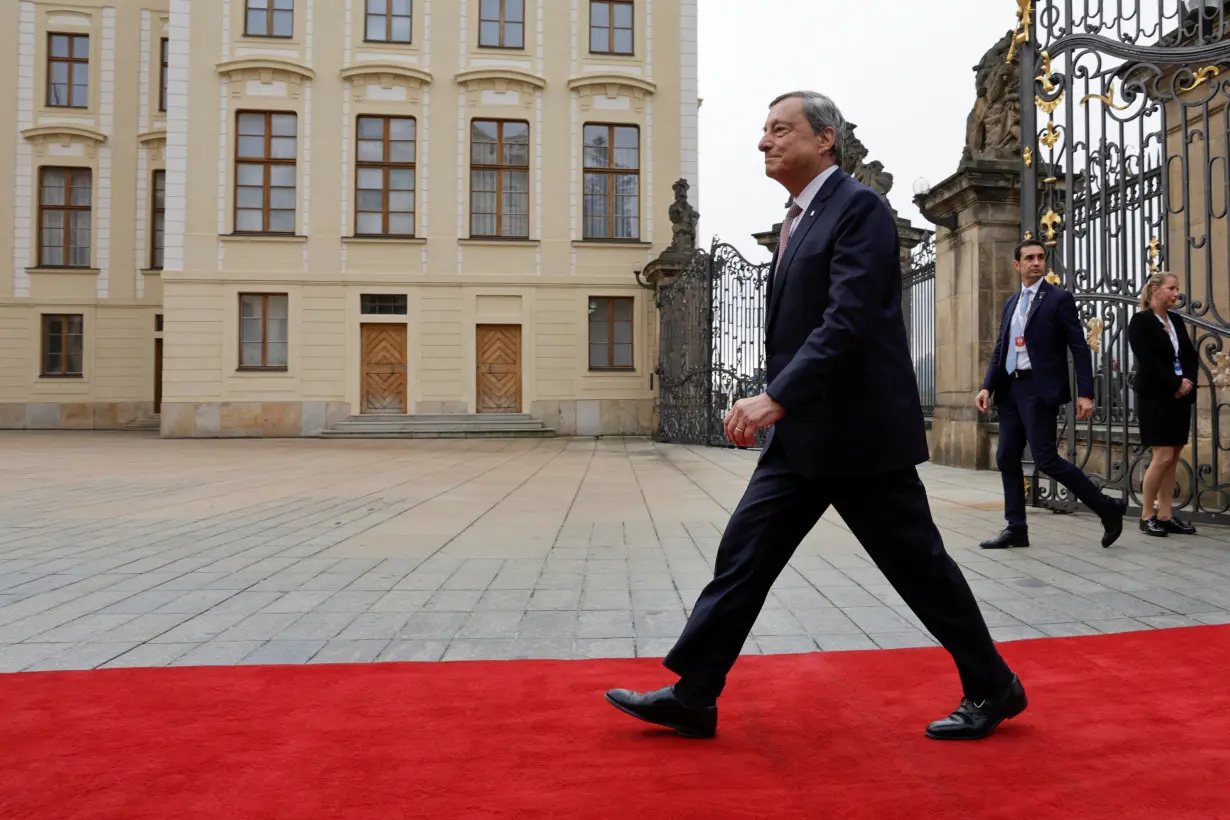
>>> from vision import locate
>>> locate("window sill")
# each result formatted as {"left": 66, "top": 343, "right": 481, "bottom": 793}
{"left": 236, "top": 367, "right": 290, "bottom": 374}
{"left": 141, "top": 268, "right": 163, "bottom": 276}
{"left": 40, "top": 374, "right": 84, "bottom": 380}
{"left": 476, "top": 45, "right": 529, "bottom": 52}
{"left": 239, "top": 35, "right": 299, "bottom": 44}
{"left": 459, "top": 238, "right": 540, "bottom": 247}
{"left": 219, "top": 234, "right": 308, "bottom": 244}
{"left": 26, "top": 266, "right": 99, "bottom": 275}
{"left": 585, "top": 53, "right": 640, "bottom": 62}
{"left": 572, "top": 240, "right": 652, "bottom": 249}
{"left": 343, "top": 236, "right": 426, "bottom": 246}
{"left": 588, "top": 368, "right": 638, "bottom": 374}
{"left": 360, "top": 40, "right": 418, "bottom": 49}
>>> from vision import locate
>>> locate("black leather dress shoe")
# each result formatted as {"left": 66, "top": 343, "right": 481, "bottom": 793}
{"left": 1159, "top": 516, "right": 1197, "bottom": 535}
{"left": 925, "top": 674, "right": 1027, "bottom": 740}
{"left": 1139, "top": 516, "right": 1168, "bottom": 537}
{"left": 1101, "top": 499, "right": 1128, "bottom": 548}
{"left": 604, "top": 685, "right": 717, "bottom": 739}
{"left": 980, "top": 528, "right": 1029, "bottom": 549}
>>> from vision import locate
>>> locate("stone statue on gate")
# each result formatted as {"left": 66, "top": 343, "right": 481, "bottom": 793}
{"left": 962, "top": 29, "right": 1022, "bottom": 165}
{"left": 667, "top": 177, "right": 700, "bottom": 255}
{"left": 840, "top": 123, "right": 894, "bottom": 203}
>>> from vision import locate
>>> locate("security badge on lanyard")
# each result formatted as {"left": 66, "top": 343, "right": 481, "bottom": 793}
{"left": 1165, "top": 319, "right": 1182, "bottom": 375}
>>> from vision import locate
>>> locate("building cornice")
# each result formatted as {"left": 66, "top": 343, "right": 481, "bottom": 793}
{"left": 340, "top": 63, "right": 433, "bottom": 102}
{"left": 21, "top": 125, "right": 109, "bottom": 158}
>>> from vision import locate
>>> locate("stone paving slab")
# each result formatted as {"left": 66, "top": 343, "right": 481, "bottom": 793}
{"left": 1, "top": 432, "right": 1229, "bottom": 672}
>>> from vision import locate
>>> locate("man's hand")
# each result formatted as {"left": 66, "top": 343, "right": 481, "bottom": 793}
{"left": 1177, "top": 378, "right": 1194, "bottom": 398}
{"left": 724, "top": 393, "right": 785, "bottom": 448}
{"left": 975, "top": 389, "right": 991, "bottom": 414}
{"left": 1076, "top": 397, "right": 1094, "bottom": 420}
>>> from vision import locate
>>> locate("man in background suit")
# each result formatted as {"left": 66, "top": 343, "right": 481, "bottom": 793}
{"left": 604, "top": 91, "right": 1027, "bottom": 742}
{"left": 975, "top": 240, "right": 1127, "bottom": 549}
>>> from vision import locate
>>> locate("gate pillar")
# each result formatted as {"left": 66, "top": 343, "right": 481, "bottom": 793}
{"left": 919, "top": 159, "right": 1023, "bottom": 469}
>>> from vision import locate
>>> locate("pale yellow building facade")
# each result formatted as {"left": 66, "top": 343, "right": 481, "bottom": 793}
{"left": 0, "top": 0, "right": 699, "bottom": 437}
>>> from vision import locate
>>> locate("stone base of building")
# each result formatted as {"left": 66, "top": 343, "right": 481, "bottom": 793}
{"left": 157, "top": 399, "right": 655, "bottom": 438}
{"left": 161, "top": 402, "right": 352, "bottom": 437}
{"left": 929, "top": 408, "right": 995, "bottom": 470}
{"left": 0, "top": 402, "right": 156, "bottom": 430}
{"left": 532, "top": 399, "right": 653, "bottom": 436}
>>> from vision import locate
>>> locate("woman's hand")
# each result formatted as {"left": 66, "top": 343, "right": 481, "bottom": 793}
{"left": 1176, "top": 378, "right": 1194, "bottom": 398}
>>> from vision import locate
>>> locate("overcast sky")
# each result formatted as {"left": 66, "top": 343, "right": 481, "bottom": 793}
{"left": 696, "top": 0, "right": 1015, "bottom": 261}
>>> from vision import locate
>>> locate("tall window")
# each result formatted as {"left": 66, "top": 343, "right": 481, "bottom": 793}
{"left": 39, "top": 167, "right": 92, "bottom": 268}
{"left": 42, "top": 315, "right": 84, "bottom": 378}
{"left": 159, "top": 38, "right": 168, "bottom": 111}
{"left": 239, "top": 293, "right": 289, "bottom": 370}
{"left": 235, "top": 111, "right": 297, "bottom": 234}
{"left": 588, "top": 297, "right": 633, "bottom": 370}
{"left": 151, "top": 170, "right": 166, "bottom": 270}
{"left": 590, "top": 1, "right": 633, "bottom": 54}
{"left": 246, "top": 0, "right": 294, "bottom": 38}
{"left": 366, "top": 0, "right": 411, "bottom": 42}
{"left": 583, "top": 124, "right": 639, "bottom": 240}
{"left": 356, "top": 116, "right": 416, "bottom": 236}
{"left": 470, "top": 120, "right": 529, "bottom": 238}
{"left": 478, "top": 0, "right": 524, "bottom": 48}
{"left": 48, "top": 33, "right": 89, "bottom": 108}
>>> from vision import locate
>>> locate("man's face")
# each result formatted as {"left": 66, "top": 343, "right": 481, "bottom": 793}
{"left": 758, "top": 97, "right": 833, "bottom": 186}
{"left": 1014, "top": 244, "right": 1046, "bottom": 284}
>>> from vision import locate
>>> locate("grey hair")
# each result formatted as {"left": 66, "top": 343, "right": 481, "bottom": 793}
{"left": 770, "top": 90, "right": 847, "bottom": 169}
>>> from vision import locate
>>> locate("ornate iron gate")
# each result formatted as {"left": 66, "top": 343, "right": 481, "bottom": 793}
{"left": 1018, "top": 0, "right": 1230, "bottom": 521}
{"left": 656, "top": 240, "right": 770, "bottom": 447}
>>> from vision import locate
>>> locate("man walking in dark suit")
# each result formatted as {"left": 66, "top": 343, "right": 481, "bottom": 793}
{"left": 604, "top": 91, "right": 1027, "bottom": 741}
{"left": 975, "top": 239, "right": 1127, "bottom": 550}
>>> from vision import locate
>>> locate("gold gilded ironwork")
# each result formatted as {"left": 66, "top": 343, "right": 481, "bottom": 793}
{"left": 1040, "top": 209, "right": 1062, "bottom": 240}
{"left": 1040, "top": 121, "right": 1061, "bottom": 148}
{"left": 1044, "top": 176, "right": 1059, "bottom": 184}
{"left": 1008, "top": 0, "right": 1033, "bottom": 64}
{"left": 1180, "top": 65, "right": 1221, "bottom": 93}
{"left": 1080, "top": 86, "right": 1130, "bottom": 110}
{"left": 1035, "top": 51, "right": 1057, "bottom": 93}
{"left": 1046, "top": 270, "right": 1061, "bottom": 285}
{"left": 1148, "top": 236, "right": 1161, "bottom": 273}
{"left": 1036, "top": 93, "right": 1063, "bottom": 114}
{"left": 1024, "top": 231, "right": 1033, "bottom": 240}
{"left": 1086, "top": 317, "right": 1105, "bottom": 353}
{"left": 1024, "top": 146, "right": 1033, "bottom": 167}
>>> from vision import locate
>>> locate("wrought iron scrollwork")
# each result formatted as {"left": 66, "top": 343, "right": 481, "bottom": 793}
{"left": 1020, "top": 0, "right": 1230, "bottom": 523}
{"left": 656, "top": 240, "right": 769, "bottom": 447}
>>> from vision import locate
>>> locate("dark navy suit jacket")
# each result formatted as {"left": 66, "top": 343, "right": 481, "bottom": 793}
{"left": 761, "top": 168, "right": 929, "bottom": 479}
{"left": 981, "top": 280, "right": 1093, "bottom": 407}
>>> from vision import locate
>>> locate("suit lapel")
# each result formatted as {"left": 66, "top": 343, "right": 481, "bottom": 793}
{"left": 1021, "top": 282, "right": 1049, "bottom": 330}
{"left": 767, "top": 169, "right": 847, "bottom": 333}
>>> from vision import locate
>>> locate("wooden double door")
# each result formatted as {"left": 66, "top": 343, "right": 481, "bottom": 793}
{"left": 361, "top": 324, "right": 407, "bottom": 414}
{"left": 359, "top": 323, "right": 520, "bottom": 415}
{"left": 476, "top": 324, "right": 521, "bottom": 414}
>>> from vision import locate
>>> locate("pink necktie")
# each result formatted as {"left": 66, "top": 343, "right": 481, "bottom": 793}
{"left": 775, "top": 202, "right": 803, "bottom": 273}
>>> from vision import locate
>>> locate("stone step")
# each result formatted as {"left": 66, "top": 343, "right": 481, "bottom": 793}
{"left": 319, "top": 413, "right": 555, "bottom": 439}
{"left": 319, "top": 428, "right": 556, "bottom": 439}
{"left": 118, "top": 415, "right": 161, "bottom": 432}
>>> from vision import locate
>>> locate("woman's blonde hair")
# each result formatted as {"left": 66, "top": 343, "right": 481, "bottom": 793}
{"left": 1139, "top": 271, "right": 1179, "bottom": 309}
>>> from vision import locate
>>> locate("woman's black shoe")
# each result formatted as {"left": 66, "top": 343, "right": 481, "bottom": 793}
{"left": 1139, "top": 516, "right": 1168, "bottom": 537}
{"left": 1158, "top": 516, "right": 1197, "bottom": 535}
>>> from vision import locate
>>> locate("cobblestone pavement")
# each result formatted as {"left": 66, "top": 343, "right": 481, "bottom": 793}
{"left": 1, "top": 432, "right": 1229, "bottom": 672}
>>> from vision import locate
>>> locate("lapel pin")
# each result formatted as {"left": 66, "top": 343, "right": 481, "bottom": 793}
{"left": 809, "top": 211, "right": 815, "bottom": 217}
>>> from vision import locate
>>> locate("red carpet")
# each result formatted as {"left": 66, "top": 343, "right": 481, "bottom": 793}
{"left": 3, "top": 627, "right": 1230, "bottom": 820}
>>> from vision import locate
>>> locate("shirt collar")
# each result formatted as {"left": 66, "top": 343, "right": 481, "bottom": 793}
{"left": 1021, "top": 279, "right": 1043, "bottom": 296}
{"left": 791, "top": 165, "right": 840, "bottom": 216}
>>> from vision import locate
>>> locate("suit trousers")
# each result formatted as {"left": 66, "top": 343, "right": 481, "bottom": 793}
{"left": 995, "top": 375, "right": 1117, "bottom": 530}
{"left": 662, "top": 442, "right": 1013, "bottom": 702}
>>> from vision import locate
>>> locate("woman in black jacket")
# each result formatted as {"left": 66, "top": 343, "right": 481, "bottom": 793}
{"left": 1127, "top": 271, "right": 1199, "bottom": 536}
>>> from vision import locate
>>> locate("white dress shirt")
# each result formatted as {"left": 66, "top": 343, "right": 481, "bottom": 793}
{"left": 1011, "top": 280, "right": 1043, "bottom": 371}
{"left": 784, "top": 164, "right": 840, "bottom": 241}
